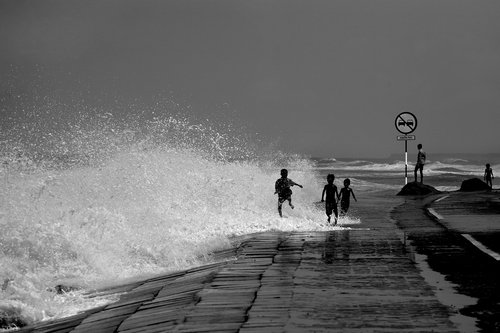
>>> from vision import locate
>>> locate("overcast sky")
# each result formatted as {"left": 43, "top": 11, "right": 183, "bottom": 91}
{"left": 1, "top": 0, "right": 500, "bottom": 158}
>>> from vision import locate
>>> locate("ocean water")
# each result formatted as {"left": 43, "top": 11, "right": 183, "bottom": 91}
{"left": 0, "top": 110, "right": 497, "bottom": 330}
{"left": 316, "top": 153, "right": 500, "bottom": 193}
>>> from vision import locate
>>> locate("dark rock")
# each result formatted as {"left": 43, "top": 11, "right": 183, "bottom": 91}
{"left": 46, "top": 284, "right": 79, "bottom": 294}
{"left": 52, "top": 284, "right": 78, "bottom": 294}
{"left": 0, "top": 307, "right": 28, "bottom": 330}
{"left": 397, "top": 182, "right": 441, "bottom": 196}
{"left": 459, "top": 178, "right": 491, "bottom": 192}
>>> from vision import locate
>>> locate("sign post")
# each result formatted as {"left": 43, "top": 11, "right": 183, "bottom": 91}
{"left": 395, "top": 112, "right": 417, "bottom": 185}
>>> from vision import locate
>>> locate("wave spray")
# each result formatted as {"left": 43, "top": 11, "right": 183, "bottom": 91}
{"left": 0, "top": 102, "right": 341, "bottom": 328}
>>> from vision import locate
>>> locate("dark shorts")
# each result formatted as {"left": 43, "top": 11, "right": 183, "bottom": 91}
{"left": 325, "top": 201, "right": 338, "bottom": 217}
{"left": 278, "top": 188, "right": 292, "bottom": 204}
{"left": 278, "top": 196, "right": 290, "bottom": 204}
{"left": 340, "top": 200, "right": 349, "bottom": 214}
{"left": 415, "top": 163, "right": 424, "bottom": 172}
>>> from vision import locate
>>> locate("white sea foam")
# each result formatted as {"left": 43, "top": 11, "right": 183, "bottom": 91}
{"left": 317, "top": 159, "right": 490, "bottom": 178}
{"left": 0, "top": 112, "right": 363, "bottom": 328}
{"left": 1, "top": 104, "right": 495, "bottom": 328}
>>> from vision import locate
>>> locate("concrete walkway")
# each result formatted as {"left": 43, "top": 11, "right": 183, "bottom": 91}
{"left": 426, "top": 191, "right": 500, "bottom": 262}
{"left": 18, "top": 196, "right": 460, "bottom": 333}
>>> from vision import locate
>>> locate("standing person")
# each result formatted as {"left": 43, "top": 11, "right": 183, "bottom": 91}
{"left": 321, "top": 174, "right": 339, "bottom": 224}
{"left": 484, "top": 163, "right": 494, "bottom": 190}
{"left": 414, "top": 143, "right": 426, "bottom": 183}
{"left": 339, "top": 178, "right": 357, "bottom": 216}
{"left": 274, "top": 169, "right": 303, "bottom": 217}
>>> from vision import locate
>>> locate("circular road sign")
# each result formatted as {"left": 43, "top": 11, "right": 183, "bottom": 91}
{"left": 395, "top": 112, "right": 417, "bottom": 134}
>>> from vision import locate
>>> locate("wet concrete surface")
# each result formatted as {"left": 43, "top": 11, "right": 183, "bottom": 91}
{"left": 393, "top": 191, "right": 500, "bottom": 333}
{"left": 13, "top": 191, "right": 500, "bottom": 333}
{"left": 16, "top": 228, "right": 459, "bottom": 333}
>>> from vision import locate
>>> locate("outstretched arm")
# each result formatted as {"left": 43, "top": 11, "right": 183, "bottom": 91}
{"left": 321, "top": 186, "right": 326, "bottom": 202}
{"left": 351, "top": 189, "right": 357, "bottom": 202}
{"left": 289, "top": 179, "right": 303, "bottom": 188}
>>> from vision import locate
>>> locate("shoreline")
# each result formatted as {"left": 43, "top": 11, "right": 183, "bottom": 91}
{"left": 6, "top": 189, "right": 500, "bottom": 332}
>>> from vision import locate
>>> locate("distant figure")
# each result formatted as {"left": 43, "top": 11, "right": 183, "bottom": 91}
{"left": 414, "top": 143, "right": 426, "bottom": 183}
{"left": 275, "top": 169, "right": 303, "bottom": 217}
{"left": 484, "top": 163, "right": 494, "bottom": 190}
{"left": 339, "top": 178, "right": 357, "bottom": 216}
{"left": 321, "top": 174, "right": 339, "bottom": 224}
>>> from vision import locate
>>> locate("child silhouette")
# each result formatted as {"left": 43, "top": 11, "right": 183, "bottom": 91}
{"left": 275, "top": 169, "right": 303, "bottom": 217}
{"left": 339, "top": 178, "right": 357, "bottom": 216}
{"left": 321, "top": 174, "right": 339, "bottom": 224}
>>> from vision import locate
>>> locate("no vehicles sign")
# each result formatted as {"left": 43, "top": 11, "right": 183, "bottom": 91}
{"left": 395, "top": 111, "right": 418, "bottom": 185}
{"left": 395, "top": 112, "right": 417, "bottom": 134}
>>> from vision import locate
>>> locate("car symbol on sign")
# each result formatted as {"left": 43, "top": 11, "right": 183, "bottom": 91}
{"left": 398, "top": 119, "right": 414, "bottom": 127}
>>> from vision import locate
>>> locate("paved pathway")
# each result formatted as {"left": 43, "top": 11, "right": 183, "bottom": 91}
{"left": 18, "top": 195, "right": 460, "bottom": 333}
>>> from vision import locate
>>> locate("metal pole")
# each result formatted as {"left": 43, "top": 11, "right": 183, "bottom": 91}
{"left": 404, "top": 140, "right": 408, "bottom": 185}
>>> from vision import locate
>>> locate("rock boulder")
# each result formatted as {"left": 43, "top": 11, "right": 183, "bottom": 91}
{"left": 459, "top": 178, "right": 491, "bottom": 192}
{"left": 397, "top": 182, "right": 441, "bottom": 196}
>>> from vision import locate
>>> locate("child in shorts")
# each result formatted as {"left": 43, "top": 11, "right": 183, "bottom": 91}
{"left": 321, "top": 174, "right": 339, "bottom": 224}
{"left": 275, "top": 169, "right": 303, "bottom": 217}
{"left": 339, "top": 178, "right": 357, "bottom": 216}
{"left": 484, "top": 163, "right": 494, "bottom": 190}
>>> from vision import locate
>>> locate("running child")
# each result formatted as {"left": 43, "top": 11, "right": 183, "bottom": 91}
{"left": 339, "top": 178, "right": 357, "bottom": 216}
{"left": 321, "top": 174, "right": 339, "bottom": 224}
{"left": 274, "top": 169, "right": 303, "bottom": 217}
